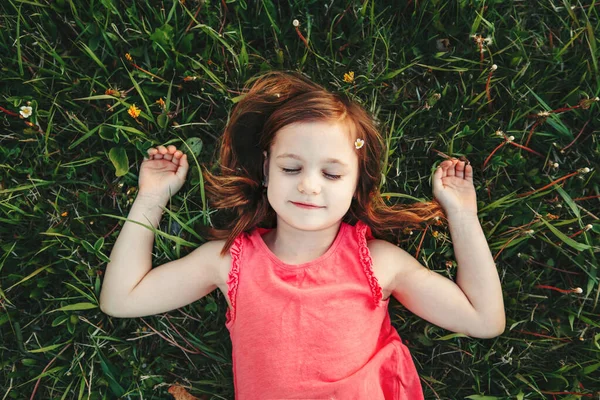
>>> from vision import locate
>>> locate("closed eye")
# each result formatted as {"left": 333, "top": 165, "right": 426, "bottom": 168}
{"left": 281, "top": 168, "right": 341, "bottom": 180}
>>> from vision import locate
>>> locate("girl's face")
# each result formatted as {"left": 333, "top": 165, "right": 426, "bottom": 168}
{"left": 263, "top": 120, "right": 359, "bottom": 231}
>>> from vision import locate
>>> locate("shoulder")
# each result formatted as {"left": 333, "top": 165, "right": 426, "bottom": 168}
{"left": 367, "top": 239, "right": 421, "bottom": 273}
{"left": 367, "top": 238, "right": 436, "bottom": 295}
{"left": 366, "top": 239, "right": 405, "bottom": 270}
{"left": 366, "top": 239, "right": 421, "bottom": 294}
{"left": 196, "top": 238, "right": 234, "bottom": 287}
{"left": 209, "top": 231, "right": 253, "bottom": 286}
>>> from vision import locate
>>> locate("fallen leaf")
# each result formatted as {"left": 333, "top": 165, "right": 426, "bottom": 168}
{"left": 167, "top": 384, "right": 201, "bottom": 400}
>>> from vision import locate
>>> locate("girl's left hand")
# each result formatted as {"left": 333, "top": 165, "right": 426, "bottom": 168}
{"left": 432, "top": 158, "right": 478, "bottom": 217}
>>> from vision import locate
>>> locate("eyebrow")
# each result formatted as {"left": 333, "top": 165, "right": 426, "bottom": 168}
{"left": 275, "top": 153, "right": 349, "bottom": 167}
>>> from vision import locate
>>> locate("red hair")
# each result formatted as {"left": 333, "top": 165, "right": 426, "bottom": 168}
{"left": 200, "top": 71, "right": 447, "bottom": 256}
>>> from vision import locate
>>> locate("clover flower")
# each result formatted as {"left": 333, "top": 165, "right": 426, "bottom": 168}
{"left": 20, "top": 106, "right": 33, "bottom": 118}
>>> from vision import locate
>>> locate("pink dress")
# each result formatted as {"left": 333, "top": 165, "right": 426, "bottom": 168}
{"left": 225, "top": 220, "right": 425, "bottom": 399}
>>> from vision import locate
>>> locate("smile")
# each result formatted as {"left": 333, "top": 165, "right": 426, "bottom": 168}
{"left": 291, "top": 202, "right": 324, "bottom": 209}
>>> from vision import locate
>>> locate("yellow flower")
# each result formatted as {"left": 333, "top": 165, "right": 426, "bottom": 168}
{"left": 61, "top": 211, "right": 68, "bottom": 217}
{"left": 343, "top": 71, "right": 354, "bottom": 83}
{"left": 125, "top": 53, "right": 133, "bottom": 62}
{"left": 128, "top": 104, "right": 141, "bottom": 118}
{"left": 432, "top": 230, "right": 439, "bottom": 238}
{"left": 156, "top": 98, "right": 166, "bottom": 109}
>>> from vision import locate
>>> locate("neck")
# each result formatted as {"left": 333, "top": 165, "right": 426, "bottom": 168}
{"left": 263, "top": 221, "right": 342, "bottom": 265}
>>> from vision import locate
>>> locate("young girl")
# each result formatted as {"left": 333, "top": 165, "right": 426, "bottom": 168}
{"left": 100, "top": 71, "right": 505, "bottom": 399}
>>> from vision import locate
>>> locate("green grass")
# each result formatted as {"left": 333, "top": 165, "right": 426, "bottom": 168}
{"left": 1, "top": 0, "right": 599, "bottom": 399}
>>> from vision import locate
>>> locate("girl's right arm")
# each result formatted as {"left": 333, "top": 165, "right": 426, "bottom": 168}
{"left": 99, "top": 193, "right": 223, "bottom": 318}
{"left": 100, "top": 144, "right": 224, "bottom": 318}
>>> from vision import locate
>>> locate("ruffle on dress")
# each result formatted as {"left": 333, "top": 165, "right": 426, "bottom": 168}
{"left": 355, "top": 220, "right": 385, "bottom": 307}
{"left": 225, "top": 234, "right": 244, "bottom": 325}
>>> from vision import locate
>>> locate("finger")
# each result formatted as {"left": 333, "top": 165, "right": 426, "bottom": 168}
{"left": 176, "top": 154, "right": 189, "bottom": 180}
{"left": 171, "top": 150, "right": 183, "bottom": 165}
{"left": 465, "top": 164, "right": 474, "bottom": 181}
{"left": 446, "top": 159, "right": 458, "bottom": 177}
{"left": 434, "top": 165, "right": 445, "bottom": 182}
{"left": 162, "top": 153, "right": 173, "bottom": 161}
{"left": 455, "top": 161, "right": 465, "bottom": 179}
{"left": 157, "top": 145, "right": 168, "bottom": 154}
{"left": 147, "top": 148, "right": 158, "bottom": 160}
{"left": 167, "top": 145, "right": 177, "bottom": 154}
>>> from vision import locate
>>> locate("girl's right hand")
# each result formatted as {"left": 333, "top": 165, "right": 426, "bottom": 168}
{"left": 138, "top": 145, "right": 189, "bottom": 202}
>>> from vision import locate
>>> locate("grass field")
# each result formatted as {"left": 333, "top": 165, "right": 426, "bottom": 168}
{"left": 1, "top": 0, "right": 599, "bottom": 399}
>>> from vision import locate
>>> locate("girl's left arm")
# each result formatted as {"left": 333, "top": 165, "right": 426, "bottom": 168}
{"left": 446, "top": 210, "right": 505, "bottom": 334}
{"left": 379, "top": 158, "right": 504, "bottom": 338}
{"left": 432, "top": 158, "right": 505, "bottom": 334}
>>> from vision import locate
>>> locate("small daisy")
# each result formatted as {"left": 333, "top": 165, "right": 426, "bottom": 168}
{"left": 128, "top": 104, "right": 141, "bottom": 118}
{"left": 20, "top": 106, "right": 33, "bottom": 118}
{"left": 354, "top": 138, "right": 364, "bottom": 149}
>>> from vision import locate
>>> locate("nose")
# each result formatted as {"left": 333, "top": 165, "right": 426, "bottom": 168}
{"left": 298, "top": 173, "right": 321, "bottom": 194}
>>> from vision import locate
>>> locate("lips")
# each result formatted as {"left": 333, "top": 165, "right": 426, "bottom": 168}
{"left": 291, "top": 202, "right": 323, "bottom": 208}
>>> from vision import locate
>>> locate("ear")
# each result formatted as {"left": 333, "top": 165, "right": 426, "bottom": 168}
{"left": 262, "top": 151, "right": 269, "bottom": 184}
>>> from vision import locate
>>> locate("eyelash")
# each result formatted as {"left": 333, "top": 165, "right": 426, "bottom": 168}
{"left": 280, "top": 168, "right": 342, "bottom": 180}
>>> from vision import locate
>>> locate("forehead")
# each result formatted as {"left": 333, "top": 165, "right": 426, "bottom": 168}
{"left": 271, "top": 120, "right": 357, "bottom": 163}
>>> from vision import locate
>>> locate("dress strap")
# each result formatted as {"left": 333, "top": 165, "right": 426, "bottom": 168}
{"left": 355, "top": 221, "right": 385, "bottom": 307}
{"left": 225, "top": 233, "right": 245, "bottom": 325}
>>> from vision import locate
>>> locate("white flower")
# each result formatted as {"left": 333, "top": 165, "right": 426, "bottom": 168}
{"left": 553, "top": 163, "right": 559, "bottom": 168}
{"left": 292, "top": 19, "right": 299, "bottom": 27}
{"left": 491, "top": 64, "right": 498, "bottom": 70}
{"left": 20, "top": 106, "right": 33, "bottom": 118}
